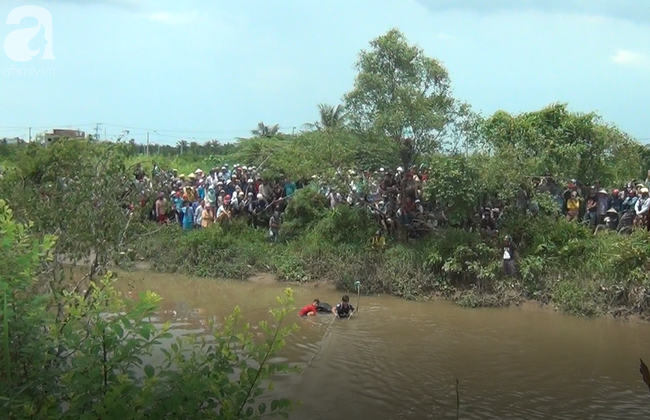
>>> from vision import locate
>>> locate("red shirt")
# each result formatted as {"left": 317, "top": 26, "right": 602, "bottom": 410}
{"left": 298, "top": 303, "right": 318, "bottom": 317}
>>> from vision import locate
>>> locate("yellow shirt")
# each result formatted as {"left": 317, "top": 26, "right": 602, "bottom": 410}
{"left": 567, "top": 198, "right": 580, "bottom": 211}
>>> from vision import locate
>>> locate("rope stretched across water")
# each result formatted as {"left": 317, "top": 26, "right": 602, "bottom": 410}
{"left": 300, "top": 281, "right": 361, "bottom": 375}
{"left": 300, "top": 314, "right": 337, "bottom": 376}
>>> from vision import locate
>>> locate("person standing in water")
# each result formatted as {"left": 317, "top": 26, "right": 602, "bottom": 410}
{"left": 332, "top": 295, "right": 355, "bottom": 318}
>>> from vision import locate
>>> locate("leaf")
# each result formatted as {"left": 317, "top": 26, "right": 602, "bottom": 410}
{"left": 144, "top": 364, "right": 155, "bottom": 379}
{"left": 112, "top": 322, "right": 124, "bottom": 338}
{"left": 258, "top": 402, "right": 267, "bottom": 415}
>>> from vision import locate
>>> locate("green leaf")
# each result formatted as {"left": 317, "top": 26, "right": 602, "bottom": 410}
{"left": 144, "top": 364, "right": 154, "bottom": 378}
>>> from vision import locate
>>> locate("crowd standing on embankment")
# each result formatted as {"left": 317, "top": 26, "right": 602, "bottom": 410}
{"left": 129, "top": 162, "right": 650, "bottom": 272}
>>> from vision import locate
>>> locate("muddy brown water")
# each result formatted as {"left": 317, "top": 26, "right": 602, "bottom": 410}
{"left": 113, "top": 271, "right": 650, "bottom": 419}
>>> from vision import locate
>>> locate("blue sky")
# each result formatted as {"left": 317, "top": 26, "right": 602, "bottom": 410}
{"left": 0, "top": 0, "right": 649, "bottom": 145}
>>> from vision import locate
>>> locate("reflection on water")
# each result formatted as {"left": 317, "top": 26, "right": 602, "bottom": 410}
{"left": 113, "top": 271, "right": 650, "bottom": 420}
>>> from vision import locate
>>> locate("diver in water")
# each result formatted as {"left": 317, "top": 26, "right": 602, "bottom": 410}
{"left": 298, "top": 299, "right": 320, "bottom": 317}
{"left": 332, "top": 295, "right": 355, "bottom": 318}
{"left": 298, "top": 299, "right": 333, "bottom": 317}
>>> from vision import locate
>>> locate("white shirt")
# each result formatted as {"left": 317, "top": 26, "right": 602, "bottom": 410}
{"left": 216, "top": 205, "right": 227, "bottom": 219}
{"left": 194, "top": 205, "right": 203, "bottom": 225}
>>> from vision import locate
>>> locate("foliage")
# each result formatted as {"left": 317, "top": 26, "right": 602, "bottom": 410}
{"left": 481, "top": 103, "right": 643, "bottom": 186}
{"left": 303, "top": 104, "right": 347, "bottom": 131}
{"left": 423, "top": 154, "right": 482, "bottom": 226}
{"left": 251, "top": 122, "right": 280, "bottom": 138}
{"left": 2, "top": 28, "right": 650, "bottom": 323}
{"left": 0, "top": 140, "right": 144, "bottom": 282}
{"left": 344, "top": 28, "right": 473, "bottom": 165}
{"left": 0, "top": 200, "right": 300, "bottom": 419}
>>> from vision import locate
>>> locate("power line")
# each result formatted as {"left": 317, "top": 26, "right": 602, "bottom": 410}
{"left": 99, "top": 123, "right": 298, "bottom": 135}
{"left": 0, "top": 123, "right": 301, "bottom": 142}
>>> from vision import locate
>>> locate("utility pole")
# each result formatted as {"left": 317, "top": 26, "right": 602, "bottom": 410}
{"left": 95, "top": 123, "right": 100, "bottom": 141}
{"left": 146, "top": 132, "right": 150, "bottom": 155}
{"left": 292, "top": 127, "right": 296, "bottom": 135}
{"left": 28, "top": 127, "right": 31, "bottom": 142}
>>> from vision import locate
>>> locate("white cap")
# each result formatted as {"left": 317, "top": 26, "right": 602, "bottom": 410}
{"left": 195, "top": 168, "right": 202, "bottom": 174}
{"left": 397, "top": 166, "right": 403, "bottom": 172}
{"left": 379, "top": 167, "right": 385, "bottom": 172}
{"left": 257, "top": 193, "right": 263, "bottom": 199}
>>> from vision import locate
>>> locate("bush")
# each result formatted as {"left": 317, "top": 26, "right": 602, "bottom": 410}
{"left": 0, "top": 200, "right": 300, "bottom": 420}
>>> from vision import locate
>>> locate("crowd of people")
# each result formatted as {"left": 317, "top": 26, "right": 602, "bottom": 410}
{"left": 133, "top": 162, "right": 443, "bottom": 241}
{"left": 130, "top": 162, "right": 650, "bottom": 243}
{"left": 526, "top": 176, "right": 650, "bottom": 233}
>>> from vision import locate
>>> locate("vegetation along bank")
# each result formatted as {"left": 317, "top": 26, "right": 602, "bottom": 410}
{"left": 4, "top": 28, "right": 650, "bottom": 420}
{"left": 3, "top": 29, "right": 650, "bottom": 323}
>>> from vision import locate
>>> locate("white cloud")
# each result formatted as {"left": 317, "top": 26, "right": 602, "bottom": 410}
{"left": 415, "top": 0, "right": 650, "bottom": 26}
{"left": 611, "top": 50, "right": 650, "bottom": 68}
{"left": 147, "top": 11, "right": 199, "bottom": 25}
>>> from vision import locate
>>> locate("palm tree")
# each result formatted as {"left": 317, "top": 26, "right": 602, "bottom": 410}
{"left": 303, "top": 103, "right": 347, "bottom": 131}
{"left": 251, "top": 122, "right": 280, "bottom": 138}
{"left": 177, "top": 139, "right": 188, "bottom": 155}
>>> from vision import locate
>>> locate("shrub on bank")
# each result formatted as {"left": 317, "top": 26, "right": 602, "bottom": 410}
{"left": 137, "top": 188, "right": 650, "bottom": 319}
{"left": 0, "top": 201, "right": 299, "bottom": 420}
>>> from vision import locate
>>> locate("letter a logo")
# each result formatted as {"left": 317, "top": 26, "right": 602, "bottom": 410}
{"left": 4, "top": 5, "right": 55, "bottom": 62}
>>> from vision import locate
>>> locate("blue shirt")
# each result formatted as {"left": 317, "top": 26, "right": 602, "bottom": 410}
{"left": 284, "top": 182, "right": 296, "bottom": 197}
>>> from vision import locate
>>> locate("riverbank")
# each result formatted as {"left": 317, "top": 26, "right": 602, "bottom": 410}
{"left": 124, "top": 209, "right": 650, "bottom": 322}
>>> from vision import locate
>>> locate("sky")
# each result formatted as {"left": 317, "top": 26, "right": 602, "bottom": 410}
{"left": 0, "top": 0, "right": 649, "bottom": 145}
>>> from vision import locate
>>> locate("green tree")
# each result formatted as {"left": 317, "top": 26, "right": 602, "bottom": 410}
{"left": 423, "top": 154, "right": 482, "bottom": 226}
{"left": 0, "top": 199, "right": 299, "bottom": 419}
{"left": 481, "top": 103, "right": 643, "bottom": 185}
{"left": 344, "top": 28, "right": 468, "bottom": 166}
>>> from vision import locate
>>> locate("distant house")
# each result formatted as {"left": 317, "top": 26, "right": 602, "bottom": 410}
{"left": 41, "top": 129, "right": 86, "bottom": 146}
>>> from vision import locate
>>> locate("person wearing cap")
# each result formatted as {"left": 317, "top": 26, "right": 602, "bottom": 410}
{"left": 634, "top": 187, "right": 650, "bottom": 228}
{"left": 194, "top": 199, "right": 204, "bottom": 228}
{"left": 244, "top": 178, "right": 255, "bottom": 196}
{"left": 172, "top": 191, "right": 184, "bottom": 226}
{"left": 205, "top": 185, "right": 216, "bottom": 206}
{"left": 596, "top": 188, "right": 609, "bottom": 226}
{"left": 216, "top": 194, "right": 231, "bottom": 223}
{"left": 610, "top": 189, "right": 623, "bottom": 213}
{"left": 197, "top": 179, "right": 205, "bottom": 201}
{"left": 201, "top": 202, "right": 215, "bottom": 228}
{"left": 181, "top": 199, "right": 194, "bottom": 231}
{"left": 599, "top": 208, "right": 619, "bottom": 232}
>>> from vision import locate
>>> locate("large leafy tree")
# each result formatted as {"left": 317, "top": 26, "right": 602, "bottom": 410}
{"left": 344, "top": 28, "right": 469, "bottom": 166}
{"left": 481, "top": 103, "right": 644, "bottom": 185}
